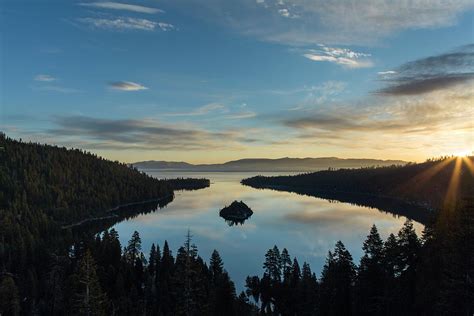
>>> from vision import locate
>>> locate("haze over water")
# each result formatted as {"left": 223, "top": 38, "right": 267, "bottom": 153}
{"left": 113, "top": 171, "right": 424, "bottom": 290}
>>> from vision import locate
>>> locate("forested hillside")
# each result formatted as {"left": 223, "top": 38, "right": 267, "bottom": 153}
{"left": 0, "top": 134, "right": 208, "bottom": 314}
{"left": 242, "top": 157, "right": 474, "bottom": 213}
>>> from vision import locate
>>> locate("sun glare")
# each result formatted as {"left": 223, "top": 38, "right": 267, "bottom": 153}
{"left": 453, "top": 150, "right": 473, "bottom": 157}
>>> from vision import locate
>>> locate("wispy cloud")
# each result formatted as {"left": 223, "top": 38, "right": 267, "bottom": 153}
{"left": 163, "top": 103, "right": 256, "bottom": 120}
{"left": 276, "top": 83, "right": 473, "bottom": 156}
{"left": 378, "top": 44, "right": 474, "bottom": 95}
{"left": 34, "top": 74, "right": 56, "bottom": 82}
{"left": 377, "top": 70, "right": 397, "bottom": 76}
{"left": 78, "top": 2, "right": 163, "bottom": 14}
{"left": 283, "top": 86, "right": 473, "bottom": 136}
{"left": 266, "top": 81, "right": 345, "bottom": 97}
{"left": 277, "top": 8, "right": 299, "bottom": 19}
{"left": 170, "top": 0, "right": 474, "bottom": 46}
{"left": 223, "top": 111, "right": 256, "bottom": 119}
{"left": 109, "top": 81, "right": 148, "bottom": 91}
{"left": 43, "top": 115, "right": 257, "bottom": 151}
{"left": 272, "top": 46, "right": 474, "bottom": 156}
{"left": 165, "top": 103, "right": 227, "bottom": 116}
{"left": 158, "top": 22, "right": 175, "bottom": 31}
{"left": 77, "top": 17, "right": 158, "bottom": 31}
{"left": 303, "top": 45, "right": 372, "bottom": 68}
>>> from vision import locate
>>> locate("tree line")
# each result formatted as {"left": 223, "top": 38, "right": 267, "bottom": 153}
{"left": 242, "top": 156, "right": 474, "bottom": 213}
{"left": 0, "top": 229, "right": 255, "bottom": 315}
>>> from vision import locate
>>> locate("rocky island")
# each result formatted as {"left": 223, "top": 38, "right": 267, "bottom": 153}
{"left": 219, "top": 200, "right": 253, "bottom": 226}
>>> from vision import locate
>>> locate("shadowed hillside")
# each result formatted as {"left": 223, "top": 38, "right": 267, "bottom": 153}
{"left": 0, "top": 133, "right": 209, "bottom": 314}
{"left": 242, "top": 157, "right": 474, "bottom": 220}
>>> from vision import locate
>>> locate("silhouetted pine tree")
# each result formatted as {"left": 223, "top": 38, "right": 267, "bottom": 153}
{"left": 355, "top": 224, "right": 385, "bottom": 315}
{"left": 320, "top": 241, "right": 356, "bottom": 316}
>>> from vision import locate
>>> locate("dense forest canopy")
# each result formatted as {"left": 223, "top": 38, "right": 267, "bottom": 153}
{"left": 242, "top": 157, "right": 474, "bottom": 213}
{"left": 0, "top": 134, "right": 208, "bottom": 314}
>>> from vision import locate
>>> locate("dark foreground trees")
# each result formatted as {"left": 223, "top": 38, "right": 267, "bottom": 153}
{"left": 0, "top": 229, "right": 258, "bottom": 315}
{"left": 245, "top": 200, "right": 474, "bottom": 315}
{"left": 1, "top": 199, "right": 473, "bottom": 315}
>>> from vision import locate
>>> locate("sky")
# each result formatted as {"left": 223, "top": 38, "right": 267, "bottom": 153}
{"left": 1, "top": 0, "right": 473, "bottom": 163}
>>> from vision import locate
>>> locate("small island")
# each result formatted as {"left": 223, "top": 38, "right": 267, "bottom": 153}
{"left": 219, "top": 200, "right": 253, "bottom": 226}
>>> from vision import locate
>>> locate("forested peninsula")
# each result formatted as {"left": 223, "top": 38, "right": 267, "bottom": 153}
{"left": 242, "top": 157, "right": 474, "bottom": 224}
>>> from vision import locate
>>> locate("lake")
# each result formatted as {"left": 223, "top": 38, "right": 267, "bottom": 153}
{"left": 112, "top": 171, "right": 424, "bottom": 290}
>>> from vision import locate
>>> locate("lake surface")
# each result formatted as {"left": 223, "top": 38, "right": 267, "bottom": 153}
{"left": 112, "top": 171, "right": 424, "bottom": 290}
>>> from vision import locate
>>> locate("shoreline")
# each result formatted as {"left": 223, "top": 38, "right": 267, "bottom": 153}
{"left": 242, "top": 183, "right": 434, "bottom": 225}
{"left": 61, "top": 194, "right": 174, "bottom": 229}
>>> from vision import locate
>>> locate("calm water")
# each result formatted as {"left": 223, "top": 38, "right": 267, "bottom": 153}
{"left": 112, "top": 171, "right": 424, "bottom": 290}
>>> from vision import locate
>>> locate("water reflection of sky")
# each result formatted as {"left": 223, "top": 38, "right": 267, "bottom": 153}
{"left": 112, "top": 171, "right": 424, "bottom": 291}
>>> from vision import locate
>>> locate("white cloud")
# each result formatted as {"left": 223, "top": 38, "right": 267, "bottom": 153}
{"left": 34, "top": 74, "right": 56, "bottom": 82}
{"left": 78, "top": 2, "right": 163, "bottom": 14}
{"left": 378, "top": 70, "right": 397, "bottom": 75}
{"left": 278, "top": 9, "right": 290, "bottom": 17}
{"left": 109, "top": 81, "right": 148, "bottom": 91}
{"left": 78, "top": 17, "right": 158, "bottom": 31}
{"left": 158, "top": 22, "right": 175, "bottom": 31}
{"left": 303, "top": 45, "right": 373, "bottom": 68}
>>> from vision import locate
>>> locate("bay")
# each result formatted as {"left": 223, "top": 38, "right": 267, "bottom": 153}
{"left": 112, "top": 171, "right": 424, "bottom": 290}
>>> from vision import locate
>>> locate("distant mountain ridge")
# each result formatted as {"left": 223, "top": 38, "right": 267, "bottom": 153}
{"left": 132, "top": 157, "right": 408, "bottom": 172}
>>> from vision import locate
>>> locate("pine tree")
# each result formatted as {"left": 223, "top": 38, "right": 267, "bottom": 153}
{"left": 320, "top": 241, "right": 355, "bottom": 316}
{"left": 281, "top": 248, "right": 292, "bottom": 283}
{"left": 149, "top": 243, "right": 158, "bottom": 279}
{"left": 355, "top": 225, "right": 385, "bottom": 315}
{"left": 209, "top": 251, "right": 236, "bottom": 316}
{"left": 158, "top": 240, "right": 174, "bottom": 315}
{"left": 397, "top": 220, "right": 421, "bottom": 313}
{"left": 209, "top": 249, "right": 224, "bottom": 278}
{"left": 71, "top": 250, "right": 106, "bottom": 316}
{"left": 299, "top": 262, "right": 318, "bottom": 315}
{"left": 126, "top": 231, "right": 142, "bottom": 263}
{"left": 263, "top": 245, "right": 282, "bottom": 282}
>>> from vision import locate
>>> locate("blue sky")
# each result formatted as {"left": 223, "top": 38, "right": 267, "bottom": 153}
{"left": 1, "top": 0, "right": 473, "bottom": 163}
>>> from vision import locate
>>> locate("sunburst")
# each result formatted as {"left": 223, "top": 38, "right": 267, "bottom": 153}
{"left": 397, "top": 155, "right": 473, "bottom": 211}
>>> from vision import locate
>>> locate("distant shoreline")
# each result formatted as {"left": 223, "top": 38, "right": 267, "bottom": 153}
{"left": 132, "top": 157, "right": 408, "bottom": 173}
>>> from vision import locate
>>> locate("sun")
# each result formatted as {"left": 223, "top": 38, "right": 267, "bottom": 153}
{"left": 453, "top": 150, "right": 473, "bottom": 157}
